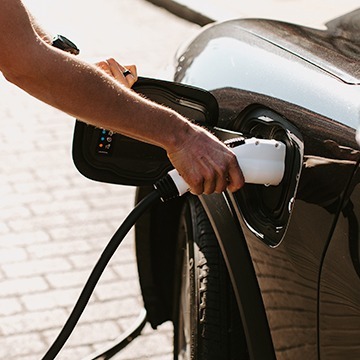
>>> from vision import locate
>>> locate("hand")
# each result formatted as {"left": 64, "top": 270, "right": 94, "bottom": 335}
{"left": 167, "top": 124, "right": 244, "bottom": 195}
{"left": 96, "top": 58, "right": 138, "bottom": 88}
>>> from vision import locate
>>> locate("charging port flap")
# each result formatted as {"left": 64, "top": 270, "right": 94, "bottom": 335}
{"left": 72, "top": 77, "right": 219, "bottom": 186}
{"left": 228, "top": 108, "right": 304, "bottom": 246}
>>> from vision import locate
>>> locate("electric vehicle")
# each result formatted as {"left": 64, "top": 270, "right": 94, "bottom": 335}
{"left": 72, "top": 8, "right": 360, "bottom": 360}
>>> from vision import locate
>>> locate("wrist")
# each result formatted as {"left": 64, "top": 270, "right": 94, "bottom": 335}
{"left": 160, "top": 113, "right": 193, "bottom": 153}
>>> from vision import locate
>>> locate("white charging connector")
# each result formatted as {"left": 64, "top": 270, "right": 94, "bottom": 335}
{"left": 168, "top": 138, "right": 286, "bottom": 196}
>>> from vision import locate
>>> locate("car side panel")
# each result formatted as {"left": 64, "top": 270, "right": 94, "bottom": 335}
{"left": 229, "top": 118, "right": 360, "bottom": 359}
{"left": 319, "top": 164, "right": 360, "bottom": 358}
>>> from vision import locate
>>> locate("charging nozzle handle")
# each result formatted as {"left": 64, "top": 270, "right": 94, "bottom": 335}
{"left": 231, "top": 138, "right": 286, "bottom": 185}
{"left": 162, "top": 138, "right": 286, "bottom": 199}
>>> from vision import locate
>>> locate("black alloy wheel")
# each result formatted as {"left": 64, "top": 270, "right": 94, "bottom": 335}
{"left": 173, "top": 196, "right": 248, "bottom": 360}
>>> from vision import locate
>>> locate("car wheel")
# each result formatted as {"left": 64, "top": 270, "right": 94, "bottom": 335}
{"left": 173, "top": 196, "right": 248, "bottom": 360}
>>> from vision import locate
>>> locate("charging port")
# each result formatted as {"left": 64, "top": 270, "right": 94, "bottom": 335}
{"left": 229, "top": 107, "right": 304, "bottom": 246}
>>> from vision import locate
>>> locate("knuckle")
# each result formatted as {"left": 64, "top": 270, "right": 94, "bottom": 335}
{"left": 203, "top": 182, "right": 216, "bottom": 195}
{"left": 190, "top": 176, "right": 204, "bottom": 195}
{"left": 215, "top": 182, "right": 227, "bottom": 194}
{"left": 217, "top": 163, "right": 228, "bottom": 175}
{"left": 192, "top": 175, "right": 203, "bottom": 188}
{"left": 203, "top": 168, "right": 214, "bottom": 181}
{"left": 228, "top": 178, "right": 244, "bottom": 192}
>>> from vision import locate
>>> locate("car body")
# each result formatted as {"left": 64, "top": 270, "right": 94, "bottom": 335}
{"left": 72, "top": 8, "right": 360, "bottom": 360}
{"left": 134, "top": 8, "right": 360, "bottom": 360}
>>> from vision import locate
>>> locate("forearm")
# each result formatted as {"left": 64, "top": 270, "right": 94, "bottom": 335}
{"left": 0, "top": 0, "right": 190, "bottom": 151}
{"left": 3, "top": 40, "right": 190, "bottom": 151}
{"left": 28, "top": 13, "right": 52, "bottom": 44}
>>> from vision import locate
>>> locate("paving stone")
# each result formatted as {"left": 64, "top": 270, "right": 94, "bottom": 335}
{"left": 0, "top": 333, "right": 46, "bottom": 358}
{"left": 0, "top": 230, "right": 50, "bottom": 246}
{"left": 21, "top": 287, "right": 83, "bottom": 311}
{"left": 2, "top": 257, "right": 73, "bottom": 278}
{"left": 7, "top": 213, "right": 70, "bottom": 233}
{"left": 94, "top": 278, "right": 141, "bottom": 300}
{"left": 27, "top": 239, "right": 92, "bottom": 258}
{"left": 0, "top": 276, "right": 48, "bottom": 297}
{"left": 78, "top": 299, "right": 142, "bottom": 323}
{"left": 44, "top": 320, "right": 122, "bottom": 348}
{"left": 45, "top": 267, "right": 117, "bottom": 289}
{"left": 0, "top": 297, "right": 23, "bottom": 316}
{"left": 0, "top": 308, "right": 68, "bottom": 336}
{"left": 0, "top": 247, "right": 28, "bottom": 264}
{"left": 112, "top": 324, "right": 173, "bottom": 360}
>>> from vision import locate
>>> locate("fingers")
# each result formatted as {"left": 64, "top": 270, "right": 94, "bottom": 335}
{"left": 124, "top": 64, "right": 138, "bottom": 82}
{"left": 106, "top": 58, "right": 138, "bottom": 87}
{"left": 202, "top": 151, "right": 244, "bottom": 195}
{"left": 167, "top": 128, "right": 245, "bottom": 196}
{"left": 95, "top": 58, "right": 137, "bottom": 88}
{"left": 226, "top": 162, "right": 245, "bottom": 193}
{"left": 201, "top": 169, "right": 244, "bottom": 195}
{"left": 96, "top": 60, "right": 113, "bottom": 77}
{"left": 187, "top": 157, "right": 244, "bottom": 196}
{"left": 106, "top": 58, "right": 137, "bottom": 87}
{"left": 199, "top": 161, "right": 226, "bottom": 195}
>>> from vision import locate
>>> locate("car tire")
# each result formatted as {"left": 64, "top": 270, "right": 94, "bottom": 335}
{"left": 173, "top": 196, "right": 248, "bottom": 360}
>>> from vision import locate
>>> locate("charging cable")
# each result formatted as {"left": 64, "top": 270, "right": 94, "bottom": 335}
{"left": 41, "top": 138, "right": 286, "bottom": 360}
{"left": 41, "top": 190, "right": 160, "bottom": 360}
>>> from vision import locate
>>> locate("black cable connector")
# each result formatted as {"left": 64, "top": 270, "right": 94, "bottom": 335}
{"left": 154, "top": 173, "right": 180, "bottom": 202}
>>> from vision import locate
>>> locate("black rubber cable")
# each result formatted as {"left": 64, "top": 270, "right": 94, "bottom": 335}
{"left": 41, "top": 189, "right": 161, "bottom": 360}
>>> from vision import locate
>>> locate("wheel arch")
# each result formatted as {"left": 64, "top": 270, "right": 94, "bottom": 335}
{"left": 135, "top": 187, "right": 276, "bottom": 360}
{"left": 199, "top": 193, "right": 276, "bottom": 360}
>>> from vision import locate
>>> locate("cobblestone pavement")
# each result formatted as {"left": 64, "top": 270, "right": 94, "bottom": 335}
{"left": 1, "top": 0, "right": 359, "bottom": 359}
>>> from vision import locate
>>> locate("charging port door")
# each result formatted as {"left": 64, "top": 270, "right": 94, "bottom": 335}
{"left": 228, "top": 108, "right": 304, "bottom": 246}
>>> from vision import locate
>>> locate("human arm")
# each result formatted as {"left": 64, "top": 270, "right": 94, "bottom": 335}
{"left": 0, "top": 0, "right": 244, "bottom": 194}
{"left": 28, "top": 12, "right": 53, "bottom": 44}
